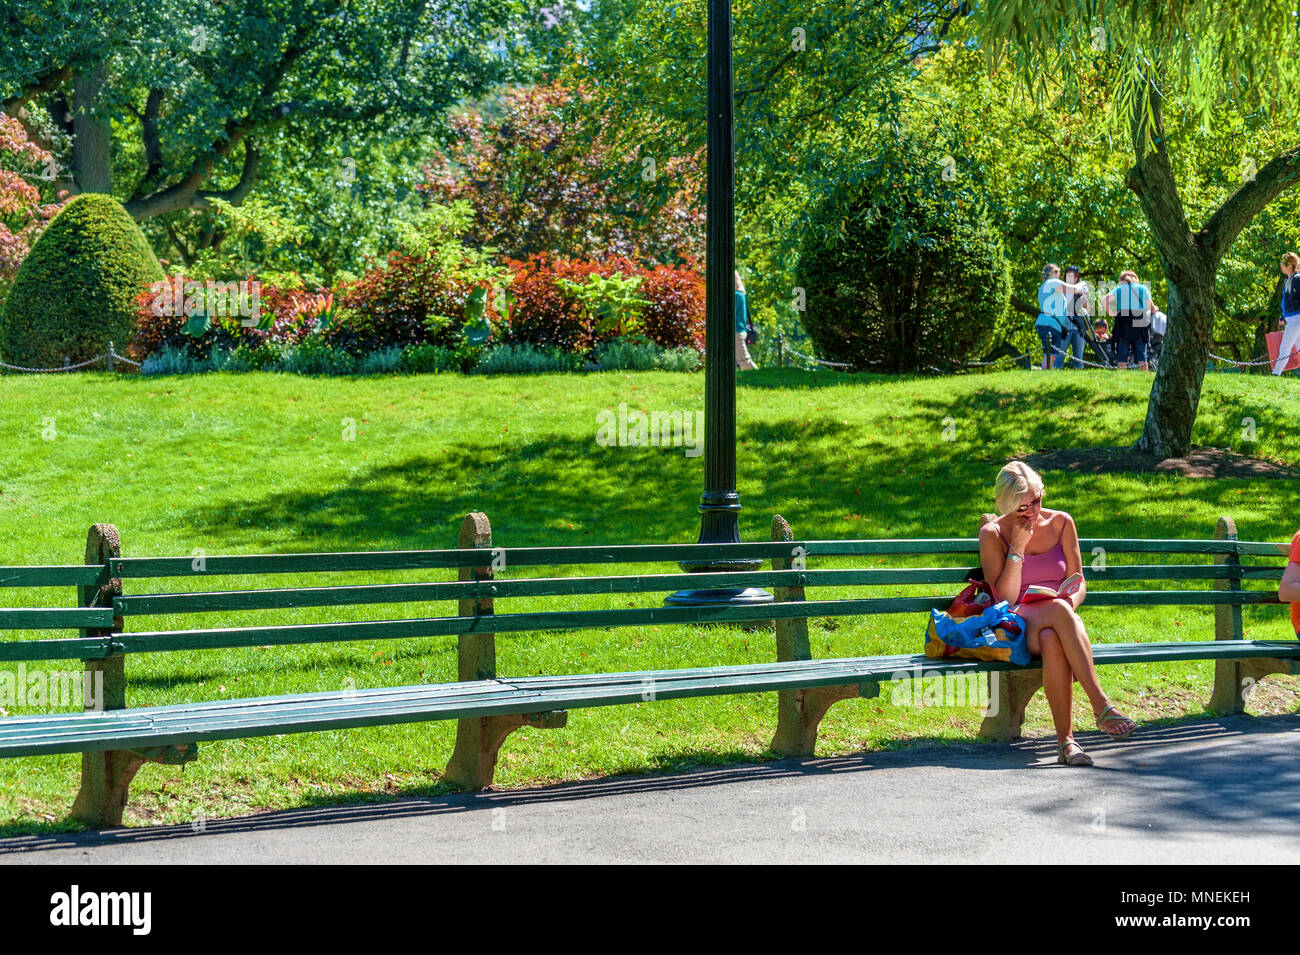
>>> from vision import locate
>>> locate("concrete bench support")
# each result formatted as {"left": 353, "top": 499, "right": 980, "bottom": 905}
{"left": 769, "top": 515, "right": 877, "bottom": 757}
{"left": 978, "top": 669, "right": 1042, "bottom": 742}
{"left": 70, "top": 524, "right": 196, "bottom": 828}
{"left": 1208, "top": 516, "right": 1298, "bottom": 713}
{"left": 443, "top": 512, "right": 566, "bottom": 790}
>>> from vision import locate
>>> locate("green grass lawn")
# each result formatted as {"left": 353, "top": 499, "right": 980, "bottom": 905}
{"left": 1, "top": 365, "right": 1298, "bottom": 831}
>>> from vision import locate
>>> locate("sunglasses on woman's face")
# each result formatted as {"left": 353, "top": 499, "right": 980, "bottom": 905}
{"left": 1016, "top": 495, "right": 1043, "bottom": 512}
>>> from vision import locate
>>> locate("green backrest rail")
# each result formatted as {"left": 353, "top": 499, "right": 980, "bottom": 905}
{"left": 103, "top": 537, "right": 1254, "bottom": 579}
{"left": 0, "top": 588, "right": 1283, "bottom": 661}
{"left": 109, "top": 562, "right": 1284, "bottom": 616}
{"left": 0, "top": 566, "right": 107, "bottom": 588}
{"left": 0, "top": 608, "right": 116, "bottom": 630}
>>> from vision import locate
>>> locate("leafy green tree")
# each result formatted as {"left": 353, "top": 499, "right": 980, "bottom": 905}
{"left": 976, "top": 0, "right": 1300, "bottom": 456}
{"left": 0, "top": 0, "right": 541, "bottom": 234}
{"left": 571, "top": 0, "right": 967, "bottom": 335}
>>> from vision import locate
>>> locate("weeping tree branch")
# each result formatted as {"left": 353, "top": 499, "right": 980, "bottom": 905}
{"left": 1124, "top": 79, "right": 1197, "bottom": 276}
{"left": 1201, "top": 143, "right": 1300, "bottom": 265}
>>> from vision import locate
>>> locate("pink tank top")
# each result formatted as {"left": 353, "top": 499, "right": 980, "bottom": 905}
{"left": 995, "top": 520, "right": 1067, "bottom": 604}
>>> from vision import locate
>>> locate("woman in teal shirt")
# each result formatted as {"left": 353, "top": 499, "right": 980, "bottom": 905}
{"left": 1036, "top": 263, "right": 1087, "bottom": 370}
{"left": 735, "top": 270, "right": 757, "bottom": 370}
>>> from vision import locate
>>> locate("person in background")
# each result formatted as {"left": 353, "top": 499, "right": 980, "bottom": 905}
{"left": 1273, "top": 253, "right": 1300, "bottom": 376}
{"left": 1036, "top": 264, "right": 1088, "bottom": 370}
{"left": 1149, "top": 308, "right": 1168, "bottom": 365}
{"left": 1092, "top": 318, "right": 1114, "bottom": 366}
{"left": 734, "top": 270, "right": 758, "bottom": 371}
{"left": 1102, "top": 270, "right": 1157, "bottom": 371}
{"left": 1062, "top": 266, "right": 1090, "bottom": 369}
{"left": 1281, "top": 526, "right": 1300, "bottom": 638}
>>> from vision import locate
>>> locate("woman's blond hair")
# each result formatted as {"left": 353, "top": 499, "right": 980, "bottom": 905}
{"left": 1283, "top": 253, "right": 1299, "bottom": 271}
{"left": 1119, "top": 270, "right": 1138, "bottom": 284}
{"left": 994, "top": 461, "right": 1044, "bottom": 515}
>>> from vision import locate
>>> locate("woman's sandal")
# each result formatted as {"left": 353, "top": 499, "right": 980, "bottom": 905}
{"left": 1094, "top": 704, "right": 1137, "bottom": 740}
{"left": 1057, "top": 737, "right": 1094, "bottom": 766}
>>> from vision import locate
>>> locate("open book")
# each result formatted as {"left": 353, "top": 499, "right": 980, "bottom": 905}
{"left": 1020, "top": 573, "right": 1084, "bottom": 605}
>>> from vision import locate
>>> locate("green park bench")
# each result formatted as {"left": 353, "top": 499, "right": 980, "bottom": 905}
{"left": 0, "top": 514, "right": 1296, "bottom": 828}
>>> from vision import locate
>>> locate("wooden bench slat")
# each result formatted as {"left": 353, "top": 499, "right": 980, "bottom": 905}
{"left": 1234, "top": 541, "right": 1293, "bottom": 557}
{"left": 2, "top": 640, "right": 1295, "bottom": 757}
{"left": 0, "top": 608, "right": 115, "bottom": 630}
{"left": 0, "top": 637, "right": 114, "bottom": 662}
{"left": 1, "top": 589, "right": 1286, "bottom": 661}
{"left": 35, "top": 590, "right": 1290, "bottom": 657}
{"left": 0, "top": 587, "right": 1268, "bottom": 660}
{"left": 113, "top": 569, "right": 978, "bottom": 614}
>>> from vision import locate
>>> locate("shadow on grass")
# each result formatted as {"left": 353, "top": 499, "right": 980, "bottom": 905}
{"left": 3, "top": 712, "right": 1297, "bottom": 852}
{"left": 177, "top": 389, "right": 1268, "bottom": 555}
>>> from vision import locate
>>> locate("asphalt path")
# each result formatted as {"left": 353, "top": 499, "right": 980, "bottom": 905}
{"left": 5, "top": 714, "right": 1298, "bottom": 864}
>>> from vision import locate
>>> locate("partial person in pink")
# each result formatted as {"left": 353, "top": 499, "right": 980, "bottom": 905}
{"left": 978, "top": 462, "right": 1137, "bottom": 766}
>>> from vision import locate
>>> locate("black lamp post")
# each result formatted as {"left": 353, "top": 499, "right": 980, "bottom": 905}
{"left": 665, "top": 0, "right": 772, "bottom": 608}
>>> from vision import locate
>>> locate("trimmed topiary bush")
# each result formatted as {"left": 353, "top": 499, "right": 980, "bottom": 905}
{"left": 795, "top": 146, "right": 1010, "bottom": 372}
{"left": 0, "top": 193, "right": 163, "bottom": 368}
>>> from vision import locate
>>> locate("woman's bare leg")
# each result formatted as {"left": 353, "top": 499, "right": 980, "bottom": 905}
{"left": 1037, "top": 628, "right": 1074, "bottom": 742}
{"left": 1031, "top": 599, "right": 1135, "bottom": 733}
{"left": 1037, "top": 600, "right": 1107, "bottom": 706}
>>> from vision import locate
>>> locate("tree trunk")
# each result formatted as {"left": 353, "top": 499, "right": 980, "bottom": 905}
{"left": 1125, "top": 73, "right": 1217, "bottom": 459}
{"left": 1135, "top": 266, "right": 1215, "bottom": 457}
{"left": 71, "top": 60, "right": 111, "bottom": 194}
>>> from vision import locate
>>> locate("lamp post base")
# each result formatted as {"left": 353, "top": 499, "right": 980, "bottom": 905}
{"left": 663, "top": 586, "right": 773, "bottom": 607}
{"left": 666, "top": 490, "right": 773, "bottom": 610}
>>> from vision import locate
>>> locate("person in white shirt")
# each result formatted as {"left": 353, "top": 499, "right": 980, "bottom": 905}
{"left": 1149, "top": 308, "right": 1168, "bottom": 365}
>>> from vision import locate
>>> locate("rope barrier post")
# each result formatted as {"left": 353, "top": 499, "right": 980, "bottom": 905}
{"left": 107, "top": 342, "right": 115, "bottom": 373}
{"left": 777, "top": 332, "right": 783, "bottom": 368}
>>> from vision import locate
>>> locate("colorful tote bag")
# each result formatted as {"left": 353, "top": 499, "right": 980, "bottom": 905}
{"left": 924, "top": 600, "right": 1030, "bottom": 667}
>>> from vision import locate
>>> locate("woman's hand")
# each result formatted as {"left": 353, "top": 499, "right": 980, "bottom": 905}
{"left": 1005, "top": 513, "right": 1034, "bottom": 556}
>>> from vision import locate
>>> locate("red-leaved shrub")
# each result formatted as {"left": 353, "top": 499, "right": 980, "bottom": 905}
{"left": 636, "top": 265, "right": 705, "bottom": 351}
{"left": 130, "top": 279, "right": 332, "bottom": 359}
{"left": 322, "top": 251, "right": 500, "bottom": 354}
{"left": 128, "top": 255, "right": 704, "bottom": 363}
{"left": 503, "top": 253, "right": 703, "bottom": 352}
{"left": 0, "top": 115, "right": 66, "bottom": 294}
{"left": 503, "top": 253, "right": 631, "bottom": 351}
